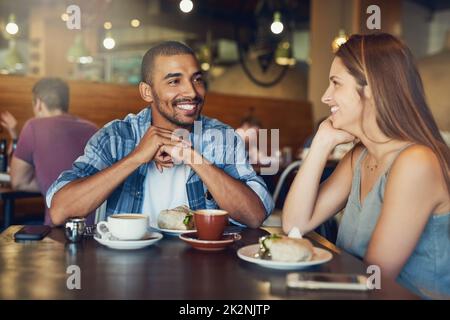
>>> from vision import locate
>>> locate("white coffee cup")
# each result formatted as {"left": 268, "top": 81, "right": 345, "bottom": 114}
{"left": 96, "top": 214, "right": 148, "bottom": 240}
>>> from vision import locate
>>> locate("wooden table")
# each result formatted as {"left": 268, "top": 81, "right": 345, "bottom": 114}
{"left": 0, "top": 187, "right": 42, "bottom": 229}
{"left": 0, "top": 225, "right": 418, "bottom": 300}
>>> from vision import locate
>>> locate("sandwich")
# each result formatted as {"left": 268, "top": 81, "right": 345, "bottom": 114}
{"left": 259, "top": 234, "right": 314, "bottom": 262}
{"left": 158, "top": 205, "right": 195, "bottom": 230}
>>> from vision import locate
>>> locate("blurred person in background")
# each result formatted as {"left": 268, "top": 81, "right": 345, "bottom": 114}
{"left": 236, "top": 114, "right": 281, "bottom": 168}
{"left": 3, "top": 78, "right": 98, "bottom": 225}
{"left": 236, "top": 115, "right": 262, "bottom": 165}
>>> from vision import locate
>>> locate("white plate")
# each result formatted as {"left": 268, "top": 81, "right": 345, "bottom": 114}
{"left": 237, "top": 244, "right": 333, "bottom": 270}
{"left": 150, "top": 224, "right": 196, "bottom": 236}
{"left": 94, "top": 232, "right": 163, "bottom": 250}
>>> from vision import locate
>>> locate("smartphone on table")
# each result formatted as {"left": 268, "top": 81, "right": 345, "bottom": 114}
{"left": 14, "top": 225, "right": 51, "bottom": 241}
{"left": 287, "top": 272, "right": 369, "bottom": 291}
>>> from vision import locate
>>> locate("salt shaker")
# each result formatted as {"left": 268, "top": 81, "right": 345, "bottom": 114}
{"left": 64, "top": 217, "right": 86, "bottom": 243}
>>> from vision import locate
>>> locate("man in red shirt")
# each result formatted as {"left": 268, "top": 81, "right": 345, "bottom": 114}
{"left": 1, "top": 78, "right": 98, "bottom": 225}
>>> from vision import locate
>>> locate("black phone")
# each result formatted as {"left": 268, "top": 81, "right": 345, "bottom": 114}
{"left": 14, "top": 225, "right": 51, "bottom": 241}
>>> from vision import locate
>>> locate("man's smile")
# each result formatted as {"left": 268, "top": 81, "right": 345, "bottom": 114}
{"left": 173, "top": 99, "right": 202, "bottom": 116}
{"left": 175, "top": 103, "right": 197, "bottom": 115}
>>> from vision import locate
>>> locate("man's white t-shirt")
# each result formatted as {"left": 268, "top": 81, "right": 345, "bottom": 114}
{"left": 142, "top": 162, "right": 190, "bottom": 227}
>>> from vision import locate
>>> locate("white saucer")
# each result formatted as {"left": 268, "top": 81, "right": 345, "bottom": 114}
{"left": 179, "top": 232, "right": 241, "bottom": 251}
{"left": 94, "top": 232, "right": 163, "bottom": 250}
{"left": 150, "top": 225, "right": 196, "bottom": 236}
{"left": 237, "top": 244, "right": 333, "bottom": 270}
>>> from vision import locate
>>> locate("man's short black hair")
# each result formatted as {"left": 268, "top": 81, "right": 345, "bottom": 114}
{"left": 141, "top": 41, "right": 195, "bottom": 84}
{"left": 32, "top": 77, "right": 69, "bottom": 112}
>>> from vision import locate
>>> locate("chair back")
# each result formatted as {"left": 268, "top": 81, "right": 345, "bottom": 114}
{"left": 272, "top": 160, "right": 302, "bottom": 205}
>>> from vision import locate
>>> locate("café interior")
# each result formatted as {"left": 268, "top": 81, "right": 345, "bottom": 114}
{"left": 0, "top": 0, "right": 449, "bottom": 301}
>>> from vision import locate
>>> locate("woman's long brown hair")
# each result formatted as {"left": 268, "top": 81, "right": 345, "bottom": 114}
{"left": 336, "top": 33, "right": 450, "bottom": 192}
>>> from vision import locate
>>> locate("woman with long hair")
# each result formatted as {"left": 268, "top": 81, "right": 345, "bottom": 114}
{"left": 282, "top": 33, "right": 450, "bottom": 299}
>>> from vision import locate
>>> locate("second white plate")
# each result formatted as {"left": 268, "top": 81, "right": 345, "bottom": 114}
{"left": 237, "top": 244, "right": 333, "bottom": 270}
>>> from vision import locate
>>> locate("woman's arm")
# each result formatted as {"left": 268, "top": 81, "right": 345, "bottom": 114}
{"left": 365, "top": 145, "right": 448, "bottom": 280}
{"left": 282, "top": 119, "right": 358, "bottom": 234}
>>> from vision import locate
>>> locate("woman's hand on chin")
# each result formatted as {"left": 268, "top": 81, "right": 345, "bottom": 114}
{"left": 314, "top": 117, "right": 356, "bottom": 149}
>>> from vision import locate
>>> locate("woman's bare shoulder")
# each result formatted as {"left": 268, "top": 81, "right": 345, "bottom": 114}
{"left": 390, "top": 144, "right": 446, "bottom": 191}
{"left": 394, "top": 144, "right": 441, "bottom": 171}
{"left": 387, "top": 144, "right": 449, "bottom": 212}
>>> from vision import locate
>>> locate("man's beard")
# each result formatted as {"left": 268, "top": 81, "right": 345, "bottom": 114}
{"left": 151, "top": 88, "right": 203, "bottom": 129}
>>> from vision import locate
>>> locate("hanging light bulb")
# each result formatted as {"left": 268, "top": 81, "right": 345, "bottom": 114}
{"left": 5, "top": 14, "right": 19, "bottom": 35}
{"left": 332, "top": 29, "right": 348, "bottom": 52}
{"left": 201, "top": 62, "right": 210, "bottom": 71}
{"left": 61, "top": 13, "right": 69, "bottom": 22}
{"left": 270, "top": 12, "right": 284, "bottom": 35}
{"left": 103, "top": 32, "right": 116, "bottom": 50}
{"left": 130, "top": 19, "right": 140, "bottom": 28}
{"left": 275, "top": 41, "right": 295, "bottom": 66}
{"left": 179, "top": 0, "right": 193, "bottom": 13}
{"left": 197, "top": 44, "right": 212, "bottom": 71}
